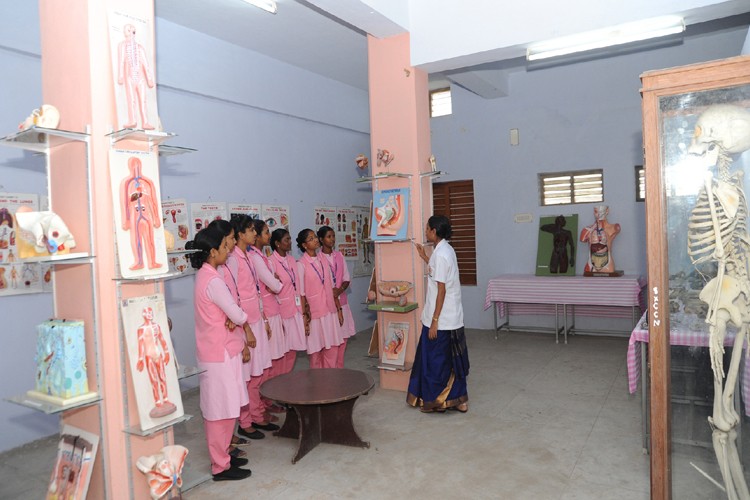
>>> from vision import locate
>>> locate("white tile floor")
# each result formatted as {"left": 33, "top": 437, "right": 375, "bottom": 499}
{"left": 3, "top": 329, "right": 736, "bottom": 499}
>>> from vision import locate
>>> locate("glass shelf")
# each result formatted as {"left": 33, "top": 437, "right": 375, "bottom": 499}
{"left": 367, "top": 302, "right": 418, "bottom": 313}
{"left": 5, "top": 391, "right": 101, "bottom": 414}
{"left": 356, "top": 172, "right": 413, "bottom": 183}
{"left": 20, "top": 252, "right": 94, "bottom": 265}
{"left": 420, "top": 170, "right": 447, "bottom": 178}
{"left": 167, "top": 249, "right": 197, "bottom": 256}
{"left": 177, "top": 365, "right": 204, "bottom": 380}
{"left": 123, "top": 414, "right": 193, "bottom": 437}
{"left": 115, "top": 268, "right": 195, "bottom": 282}
{"left": 158, "top": 145, "right": 197, "bottom": 156}
{"left": 0, "top": 126, "right": 89, "bottom": 153}
{"left": 107, "top": 128, "right": 175, "bottom": 146}
{"left": 377, "top": 361, "right": 413, "bottom": 372}
{"left": 367, "top": 238, "right": 412, "bottom": 244}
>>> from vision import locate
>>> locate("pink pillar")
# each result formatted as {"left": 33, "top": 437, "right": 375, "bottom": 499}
{"left": 39, "top": 1, "right": 165, "bottom": 498}
{"left": 367, "top": 33, "right": 432, "bottom": 391}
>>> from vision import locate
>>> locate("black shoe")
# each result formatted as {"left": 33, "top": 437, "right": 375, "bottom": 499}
{"left": 230, "top": 456, "right": 249, "bottom": 468}
{"left": 237, "top": 427, "right": 265, "bottom": 440}
{"left": 212, "top": 466, "right": 252, "bottom": 481}
{"left": 252, "top": 422, "right": 280, "bottom": 431}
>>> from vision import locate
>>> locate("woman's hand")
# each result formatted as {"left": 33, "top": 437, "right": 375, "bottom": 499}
{"left": 264, "top": 320, "right": 272, "bottom": 339}
{"left": 225, "top": 318, "right": 237, "bottom": 331}
{"left": 415, "top": 242, "right": 428, "bottom": 264}
{"left": 338, "top": 308, "right": 344, "bottom": 326}
{"left": 244, "top": 324, "right": 257, "bottom": 348}
{"left": 304, "top": 316, "right": 311, "bottom": 336}
{"left": 242, "top": 345, "right": 251, "bottom": 363}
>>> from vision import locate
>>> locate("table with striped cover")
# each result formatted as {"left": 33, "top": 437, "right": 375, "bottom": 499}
{"left": 483, "top": 274, "right": 646, "bottom": 342}
{"left": 627, "top": 311, "right": 750, "bottom": 415}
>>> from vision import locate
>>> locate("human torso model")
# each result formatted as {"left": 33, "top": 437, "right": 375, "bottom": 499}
{"left": 136, "top": 306, "right": 176, "bottom": 419}
{"left": 120, "top": 157, "right": 162, "bottom": 271}
{"left": 117, "top": 23, "right": 155, "bottom": 130}
{"left": 580, "top": 205, "right": 620, "bottom": 274}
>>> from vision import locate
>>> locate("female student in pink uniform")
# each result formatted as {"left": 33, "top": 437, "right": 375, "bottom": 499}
{"left": 186, "top": 225, "right": 253, "bottom": 481}
{"left": 270, "top": 228, "right": 307, "bottom": 373}
{"left": 296, "top": 228, "right": 342, "bottom": 368}
{"left": 223, "top": 215, "right": 278, "bottom": 437}
{"left": 317, "top": 226, "right": 355, "bottom": 368}
{"left": 248, "top": 219, "right": 287, "bottom": 417}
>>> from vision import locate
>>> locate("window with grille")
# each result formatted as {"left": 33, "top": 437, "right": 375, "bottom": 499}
{"left": 433, "top": 180, "right": 477, "bottom": 285}
{"left": 430, "top": 88, "right": 452, "bottom": 117}
{"left": 635, "top": 165, "right": 645, "bottom": 202}
{"left": 538, "top": 169, "right": 603, "bottom": 206}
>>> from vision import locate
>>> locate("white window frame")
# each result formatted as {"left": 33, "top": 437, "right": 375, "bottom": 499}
{"left": 430, "top": 88, "right": 452, "bottom": 118}
{"left": 538, "top": 169, "right": 604, "bottom": 206}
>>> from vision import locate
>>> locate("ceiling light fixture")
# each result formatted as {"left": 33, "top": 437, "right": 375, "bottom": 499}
{"left": 243, "top": 0, "right": 277, "bottom": 14}
{"left": 526, "top": 16, "right": 685, "bottom": 61}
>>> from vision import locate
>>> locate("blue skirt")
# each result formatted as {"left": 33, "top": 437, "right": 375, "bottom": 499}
{"left": 406, "top": 325, "right": 470, "bottom": 411}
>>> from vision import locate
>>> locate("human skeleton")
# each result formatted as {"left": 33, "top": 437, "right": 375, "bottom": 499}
{"left": 687, "top": 103, "right": 750, "bottom": 499}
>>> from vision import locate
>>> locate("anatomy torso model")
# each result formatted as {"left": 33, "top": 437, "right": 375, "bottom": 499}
{"left": 136, "top": 306, "right": 176, "bottom": 419}
{"left": 117, "top": 24, "right": 155, "bottom": 130}
{"left": 120, "top": 156, "right": 162, "bottom": 271}
{"left": 687, "top": 103, "right": 750, "bottom": 500}
{"left": 580, "top": 205, "right": 620, "bottom": 274}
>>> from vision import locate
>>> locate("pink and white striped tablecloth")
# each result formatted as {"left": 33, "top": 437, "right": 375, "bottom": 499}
{"left": 483, "top": 274, "right": 646, "bottom": 319}
{"left": 627, "top": 311, "right": 750, "bottom": 416}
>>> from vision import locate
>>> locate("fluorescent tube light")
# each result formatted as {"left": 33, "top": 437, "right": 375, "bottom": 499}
{"left": 527, "top": 16, "right": 684, "bottom": 61}
{"left": 243, "top": 0, "right": 277, "bottom": 14}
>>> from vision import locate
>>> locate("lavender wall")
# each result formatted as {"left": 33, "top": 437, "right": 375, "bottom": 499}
{"left": 0, "top": 7, "right": 373, "bottom": 452}
{"left": 430, "top": 22, "right": 750, "bottom": 331}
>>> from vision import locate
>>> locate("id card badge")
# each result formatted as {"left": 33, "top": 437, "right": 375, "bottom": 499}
{"left": 294, "top": 295, "right": 301, "bottom": 307}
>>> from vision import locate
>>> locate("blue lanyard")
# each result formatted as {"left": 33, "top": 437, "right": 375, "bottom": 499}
{"left": 239, "top": 251, "right": 261, "bottom": 297}
{"left": 225, "top": 265, "right": 241, "bottom": 304}
{"left": 309, "top": 257, "right": 325, "bottom": 285}
{"left": 323, "top": 252, "right": 338, "bottom": 287}
{"left": 275, "top": 253, "right": 297, "bottom": 291}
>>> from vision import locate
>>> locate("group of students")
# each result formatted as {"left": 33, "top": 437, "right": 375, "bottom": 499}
{"left": 186, "top": 215, "right": 355, "bottom": 481}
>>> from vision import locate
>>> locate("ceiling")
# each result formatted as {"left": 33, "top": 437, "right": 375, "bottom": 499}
{"left": 155, "top": 0, "right": 750, "bottom": 94}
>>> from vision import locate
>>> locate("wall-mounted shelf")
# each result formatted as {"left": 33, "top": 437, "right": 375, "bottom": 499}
{"left": 123, "top": 414, "right": 193, "bottom": 437}
{"left": 20, "top": 252, "right": 94, "bottom": 265}
{"left": 177, "top": 365, "right": 204, "bottom": 380}
{"left": 367, "top": 238, "right": 412, "bottom": 244}
{"left": 368, "top": 302, "right": 418, "bottom": 313}
{"left": 107, "top": 128, "right": 175, "bottom": 146}
{"left": 0, "top": 126, "right": 89, "bottom": 152}
{"left": 356, "top": 172, "right": 413, "bottom": 184}
{"left": 377, "top": 361, "right": 413, "bottom": 372}
{"left": 114, "top": 268, "right": 195, "bottom": 282}
{"left": 419, "top": 170, "right": 447, "bottom": 179}
{"left": 5, "top": 391, "right": 101, "bottom": 415}
{"left": 158, "top": 145, "right": 197, "bottom": 156}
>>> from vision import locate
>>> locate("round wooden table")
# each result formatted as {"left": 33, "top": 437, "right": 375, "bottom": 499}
{"left": 260, "top": 368, "right": 375, "bottom": 463}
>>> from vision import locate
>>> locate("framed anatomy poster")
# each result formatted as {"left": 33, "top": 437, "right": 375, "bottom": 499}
{"left": 108, "top": 10, "right": 159, "bottom": 131}
{"left": 110, "top": 150, "right": 168, "bottom": 279}
{"left": 535, "top": 214, "right": 577, "bottom": 276}
{"left": 381, "top": 321, "right": 409, "bottom": 366}
{"left": 120, "top": 293, "right": 184, "bottom": 431}
{"left": 227, "top": 202, "right": 260, "bottom": 222}
{"left": 46, "top": 425, "right": 99, "bottom": 500}
{"left": 371, "top": 188, "right": 409, "bottom": 240}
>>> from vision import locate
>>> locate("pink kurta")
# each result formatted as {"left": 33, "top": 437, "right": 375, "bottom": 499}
{"left": 321, "top": 250, "right": 356, "bottom": 339}
{"left": 227, "top": 247, "right": 272, "bottom": 377}
{"left": 248, "top": 246, "right": 287, "bottom": 360}
{"left": 271, "top": 250, "right": 307, "bottom": 351}
{"left": 298, "top": 253, "right": 343, "bottom": 354}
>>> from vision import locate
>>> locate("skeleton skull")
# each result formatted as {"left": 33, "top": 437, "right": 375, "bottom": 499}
{"left": 688, "top": 104, "right": 750, "bottom": 156}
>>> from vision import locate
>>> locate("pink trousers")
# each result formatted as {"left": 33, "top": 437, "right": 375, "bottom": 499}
{"left": 283, "top": 350, "right": 297, "bottom": 373}
{"left": 309, "top": 346, "right": 339, "bottom": 369}
{"left": 204, "top": 417, "right": 236, "bottom": 474}
{"left": 239, "top": 374, "right": 267, "bottom": 428}
{"left": 336, "top": 338, "right": 348, "bottom": 368}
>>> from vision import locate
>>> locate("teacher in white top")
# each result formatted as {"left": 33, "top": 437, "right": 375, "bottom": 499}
{"left": 407, "top": 215, "right": 470, "bottom": 413}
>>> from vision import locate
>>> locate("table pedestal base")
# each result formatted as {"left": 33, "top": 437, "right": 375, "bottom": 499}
{"left": 275, "top": 398, "right": 370, "bottom": 463}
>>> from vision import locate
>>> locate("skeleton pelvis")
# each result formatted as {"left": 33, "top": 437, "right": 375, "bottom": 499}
{"left": 700, "top": 275, "right": 743, "bottom": 326}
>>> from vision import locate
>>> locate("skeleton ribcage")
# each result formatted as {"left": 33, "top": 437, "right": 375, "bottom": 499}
{"left": 688, "top": 180, "right": 749, "bottom": 277}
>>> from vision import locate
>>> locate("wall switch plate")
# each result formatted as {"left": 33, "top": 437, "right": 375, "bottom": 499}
{"left": 510, "top": 128, "right": 519, "bottom": 146}
{"left": 514, "top": 213, "right": 533, "bottom": 223}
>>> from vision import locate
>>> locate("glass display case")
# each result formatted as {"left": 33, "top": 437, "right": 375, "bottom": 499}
{"left": 642, "top": 55, "right": 750, "bottom": 498}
